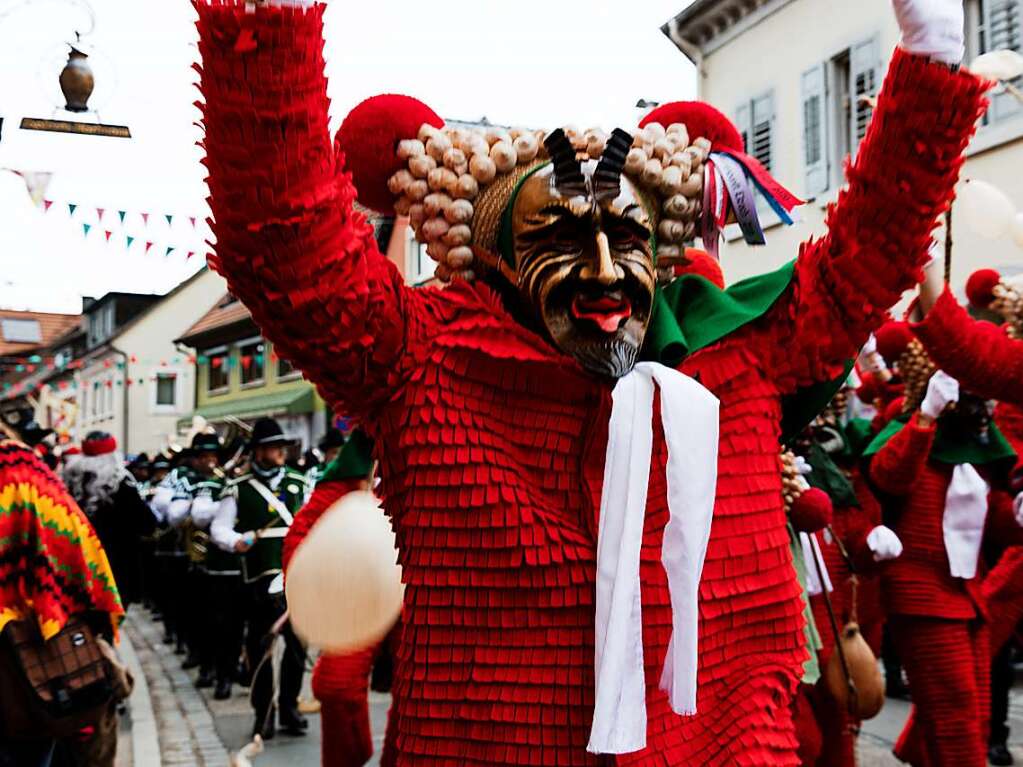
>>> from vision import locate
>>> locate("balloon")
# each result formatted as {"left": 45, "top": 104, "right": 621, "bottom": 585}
{"left": 286, "top": 490, "right": 403, "bottom": 652}
{"left": 971, "top": 50, "right": 1023, "bottom": 82}
{"left": 1012, "top": 212, "right": 1023, "bottom": 249}
{"left": 959, "top": 179, "right": 1016, "bottom": 240}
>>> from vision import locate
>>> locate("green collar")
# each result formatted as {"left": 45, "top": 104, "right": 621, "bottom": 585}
{"left": 641, "top": 259, "right": 796, "bottom": 365}
{"left": 805, "top": 442, "right": 859, "bottom": 508}
{"left": 641, "top": 259, "right": 849, "bottom": 443}
{"left": 863, "top": 416, "right": 1017, "bottom": 468}
{"left": 317, "top": 430, "right": 375, "bottom": 486}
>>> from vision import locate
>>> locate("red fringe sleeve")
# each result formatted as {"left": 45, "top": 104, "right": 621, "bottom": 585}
{"left": 195, "top": 1, "right": 410, "bottom": 418}
{"left": 747, "top": 50, "right": 989, "bottom": 393}
{"left": 914, "top": 287, "right": 1023, "bottom": 406}
{"left": 869, "top": 413, "right": 937, "bottom": 497}
{"left": 282, "top": 478, "right": 363, "bottom": 572}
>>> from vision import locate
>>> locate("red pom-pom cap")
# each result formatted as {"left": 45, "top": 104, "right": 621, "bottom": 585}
{"left": 336, "top": 94, "right": 443, "bottom": 215}
{"left": 790, "top": 487, "right": 833, "bottom": 533}
{"left": 640, "top": 101, "right": 745, "bottom": 154}
{"left": 966, "top": 268, "right": 1002, "bottom": 308}
{"left": 875, "top": 321, "right": 914, "bottom": 364}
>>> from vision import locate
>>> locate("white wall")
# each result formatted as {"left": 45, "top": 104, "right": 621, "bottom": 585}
{"left": 117, "top": 268, "right": 226, "bottom": 454}
{"left": 698, "top": 0, "right": 1023, "bottom": 292}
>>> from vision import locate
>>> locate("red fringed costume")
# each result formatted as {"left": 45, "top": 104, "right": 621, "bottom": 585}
{"left": 283, "top": 477, "right": 399, "bottom": 767}
{"left": 868, "top": 412, "right": 1021, "bottom": 766}
{"left": 195, "top": 3, "right": 987, "bottom": 763}
{"left": 914, "top": 288, "right": 1023, "bottom": 658}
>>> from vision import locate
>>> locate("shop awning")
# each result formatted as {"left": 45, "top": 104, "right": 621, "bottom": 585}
{"left": 186, "top": 387, "right": 316, "bottom": 424}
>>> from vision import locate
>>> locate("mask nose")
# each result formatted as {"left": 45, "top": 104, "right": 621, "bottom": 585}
{"left": 580, "top": 231, "right": 624, "bottom": 286}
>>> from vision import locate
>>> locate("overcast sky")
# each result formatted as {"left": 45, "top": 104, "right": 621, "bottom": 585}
{"left": 0, "top": 0, "right": 696, "bottom": 314}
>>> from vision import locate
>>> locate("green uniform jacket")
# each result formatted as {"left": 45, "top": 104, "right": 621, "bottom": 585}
{"left": 227, "top": 468, "right": 308, "bottom": 583}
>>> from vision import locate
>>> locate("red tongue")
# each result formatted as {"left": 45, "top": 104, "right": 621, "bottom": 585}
{"left": 571, "top": 295, "right": 632, "bottom": 333}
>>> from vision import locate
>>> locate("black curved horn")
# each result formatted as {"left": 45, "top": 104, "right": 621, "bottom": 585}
{"left": 593, "top": 128, "right": 634, "bottom": 201}
{"left": 543, "top": 128, "right": 586, "bottom": 197}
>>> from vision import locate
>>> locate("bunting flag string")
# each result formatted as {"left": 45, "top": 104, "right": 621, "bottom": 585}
{"left": 39, "top": 198, "right": 209, "bottom": 261}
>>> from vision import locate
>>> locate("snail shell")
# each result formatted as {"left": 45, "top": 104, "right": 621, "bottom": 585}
{"left": 470, "top": 154, "right": 498, "bottom": 184}
{"left": 652, "top": 138, "right": 673, "bottom": 162}
{"left": 513, "top": 133, "right": 539, "bottom": 163}
{"left": 490, "top": 141, "right": 518, "bottom": 173}
{"left": 387, "top": 169, "right": 415, "bottom": 196}
{"left": 406, "top": 179, "right": 429, "bottom": 202}
{"left": 657, "top": 243, "right": 681, "bottom": 260}
{"left": 645, "top": 122, "right": 666, "bottom": 140}
{"left": 663, "top": 194, "right": 689, "bottom": 218}
{"left": 417, "top": 123, "right": 441, "bottom": 144}
{"left": 693, "top": 137, "right": 713, "bottom": 154}
{"left": 485, "top": 127, "right": 512, "bottom": 146}
{"left": 680, "top": 171, "right": 703, "bottom": 198}
{"left": 667, "top": 123, "right": 689, "bottom": 144}
{"left": 443, "top": 224, "right": 472, "bottom": 247}
{"left": 454, "top": 174, "right": 480, "bottom": 200}
{"left": 423, "top": 193, "right": 452, "bottom": 218}
{"left": 408, "top": 203, "right": 425, "bottom": 229}
{"left": 421, "top": 217, "right": 450, "bottom": 241}
{"left": 660, "top": 166, "right": 684, "bottom": 195}
{"left": 434, "top": 262, "right": 453, "bottom": 281}
{"left": 426, "top": 133, "right": 452, "bottom": 162}
{"left": 443, "top": 147, "right": 468, "bottom": 174}
{"left": 426, "top": 241, "right": 449, "bottom": 261}
{"left": 452, "top": 269, "right": 475, "bottom": 281}
{"left": 659, "top": 218, "right": 687, "bottom": 243}
{"left": 444, "top": 199, "right": 474, "bottom": 225}
{"left": 393, "top": 196, "right": 412, "bottom": 216}
{"left": 625, "top": 148, "right": 648, "bottom": 175}
{"left": 409, "top": 155, "right": 437, "bottom": 179}
{"left": 398, "top": 139, "right": 426, "bottom": 160}
{"left": 641, "top": 158, "right": 663, "bottom": 187}
{"left": 447, "top": 246, "right": 474, "bottom": 269}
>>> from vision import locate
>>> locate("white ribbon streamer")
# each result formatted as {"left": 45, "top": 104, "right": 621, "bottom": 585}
{"left": 943, "top": 463, "right": 989, "bottom": 579}
{"left": 587, "top": 362, "right": 719, "bottom": 755}
{"left": 799, "top": 532, "right": 833, "bottom": 596}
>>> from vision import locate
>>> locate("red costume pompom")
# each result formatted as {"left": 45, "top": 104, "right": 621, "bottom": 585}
{"left": 875, "top": 321, "right": 914, "bottom": 365}
{"left": 675, "top": 247, "right": 725, "bottom": 288}
{"left": 336, "top": 94, "right": 443, "bottom": 215}
{"left": 883, "top": 396, "right": 907, "bottom": 424}
{"left": 857, "top": 371, "right": 882, "bottom": 405}
{"left": 790, "top": 487, "right": 833, "bottom": 533}
{"left": 640, "top": 101, "right": 745, "bottom": 153}
{"left": 965, "top": 268, "right": 1002, "bottom": 308}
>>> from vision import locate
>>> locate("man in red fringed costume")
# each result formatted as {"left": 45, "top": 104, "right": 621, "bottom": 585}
{"left": 282, "top": 432, "right": 398, "bottom": 767}
{"left": 194, "top": 0, "right": 987, "bottom": 762}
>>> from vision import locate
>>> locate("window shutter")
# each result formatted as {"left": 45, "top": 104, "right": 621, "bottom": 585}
{"left": 751, "top": 93, "right": 775, "bottom": 172}
{"left": 849, "top": 35, "right": 881, "bottom": 158}
{"left": 984, "top": 0, "right": 1023, "bottom": 121}
{"left": 801, "top": 63, "right": 829, "bottom": 197}
{"left": 734, "top": 101, "right": 751, "bottom": 157}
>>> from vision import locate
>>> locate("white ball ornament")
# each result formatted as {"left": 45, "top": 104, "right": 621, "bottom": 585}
{"left": 959, "top": 179, "right": 1016, "bottom": 240}
{"left": 285, "top": 491, "right": 403, "bottom": 652}
{"left": 513, "top": 133, "right": 539, "bottom": 163}
{"left": 490, "top": 141, "right": 518, "bottom": 173}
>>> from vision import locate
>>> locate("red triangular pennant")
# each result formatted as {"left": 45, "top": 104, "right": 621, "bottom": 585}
{"left": 141, "top": 212, "right": 149, "bottom": 225}
{"left": 97, "top": 207, "right": 105, "bottom": 221}
{"left": 188, "top": 216, "right": 197, "bottom": 228}
{"left": 144, "top": 241, "right": 153, "bottom": 253}
{"left": 104, "top": 230, "right": 112, "bottom": 242}
{"left": 186, "top": 251, "right": 195, "bottom": 259}
{"left": 43, "top": 200, "right": 53, "bottom": 212}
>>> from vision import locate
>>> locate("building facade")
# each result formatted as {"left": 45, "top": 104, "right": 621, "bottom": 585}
{"left": 662, "top": 0, "right": 1023, "bottom": 289}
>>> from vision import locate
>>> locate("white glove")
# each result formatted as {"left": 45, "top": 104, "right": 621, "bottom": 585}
{"left": 892, "top": 0, "right": 965, "bottom": 66}
{"left": 858, "top": 334, "right": 887, "bottom": 374}
{"left": 920, "top": 370, "right": 960, "bottom": 419}
{"left": 867, "top": 525, "right": 904, "bottom": 561}
{"left": 190, "top": 495, "right": 219, "bottom": 528}
{"left": 1014, "top": 492, "right": 1023, "bottom": 528}
{"left": 793, "top": 456, "right": 813, "bottom": 476}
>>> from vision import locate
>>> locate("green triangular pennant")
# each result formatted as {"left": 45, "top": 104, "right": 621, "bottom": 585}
{"left": 126, "top": 235, "right": 135, "bottom": 248}
{"left": 68, "top": 203, "right": 77, "bottom": 216}
{"left": 118, "top": 210, "right": 127, "bottom": 224}
{"left": 82, "top": 223, "right": 91, "bottom": 236}
{"left": 165, "top": 214, "right": 173, "bottom": 226}
{"left": 165, "top": 246, "right": 173, "bottom": 257}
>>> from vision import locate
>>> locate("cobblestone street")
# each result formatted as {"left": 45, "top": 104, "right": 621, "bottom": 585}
{"left": 119, "top": 605, "right": 1023, "bottom": 766}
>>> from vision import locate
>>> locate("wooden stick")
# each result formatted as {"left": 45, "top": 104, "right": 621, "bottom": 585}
{"left": 944, "top": 207, "right": 953, "bottom": 285}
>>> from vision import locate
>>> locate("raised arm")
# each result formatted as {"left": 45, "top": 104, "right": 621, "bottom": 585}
{"left": 196, "top": 1, "right": 410, "bottom": 417}
{"left": 869, "top": 413, "right": 937, "bottom": 496}
{"left": 749, "top": 44, "right": 988, "bottom": 393}
{"left": 913, "top": 287, "right": 1023, "bottom": 406}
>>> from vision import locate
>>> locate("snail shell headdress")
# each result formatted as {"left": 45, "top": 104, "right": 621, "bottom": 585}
{"left": 336, "top": 95, "right": 801, "bottom": 284}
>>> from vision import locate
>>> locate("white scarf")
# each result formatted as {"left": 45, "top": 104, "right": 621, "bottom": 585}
{"left": 800, "top": 532, "right": 833, "bottom": 597}
{"left": 943, "top": 463, "right": 989, "bottom": 579}
{"left": 587, "top": 361, "right": 720, "bottom": 755}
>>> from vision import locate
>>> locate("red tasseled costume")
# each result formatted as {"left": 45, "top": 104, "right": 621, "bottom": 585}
{"left": 913, "top": 287, "right": 1023, "bottom": 659}
{"left": 283, "top": 479, "right": 399, "bottom": 767}
{"left": 868, "top": 413, "right": 1023, "bottom": 766}
{"left": 803, "top": 477, "right": 884, "bottom": 767}
{"left": 195, "top": 3, "right": 987, "bottom": 763}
